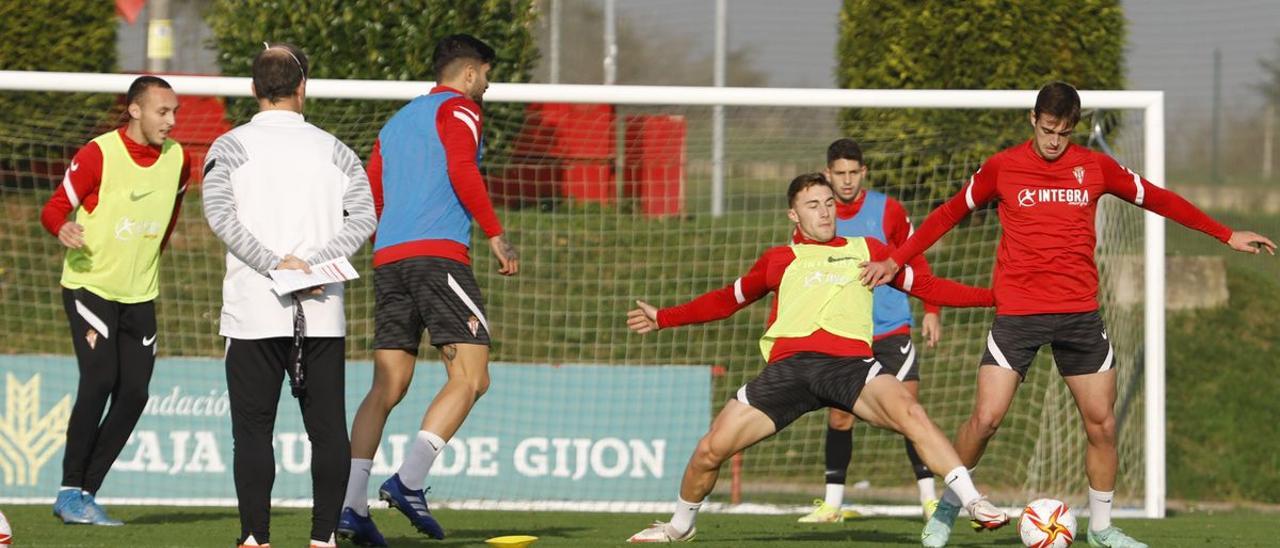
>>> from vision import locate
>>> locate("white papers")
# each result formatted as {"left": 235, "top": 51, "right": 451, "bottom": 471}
{"left": 269, "top": 257, "right": 360, "bottom": 296}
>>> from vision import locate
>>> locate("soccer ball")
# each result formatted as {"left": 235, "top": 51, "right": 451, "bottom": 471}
{"left": 0, "top": 509, "right": 11, "bottom": 546}
{"left": 1019, "top": 498, "right": 1075, "bottom": 548}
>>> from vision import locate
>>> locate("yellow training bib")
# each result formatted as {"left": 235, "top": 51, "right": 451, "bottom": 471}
{"left": 759, "top": 238, "right": 875, "bottom": 359}
{"left": 61, "top": 130, "right": 182, "bottom": 303}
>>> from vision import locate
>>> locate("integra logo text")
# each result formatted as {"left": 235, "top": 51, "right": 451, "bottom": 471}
{"left": 1017, "top": 187, "right": 1090, "bottom": 208}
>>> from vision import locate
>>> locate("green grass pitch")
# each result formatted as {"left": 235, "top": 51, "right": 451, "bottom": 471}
{"left": 0, "top": 505, "right": 1271, "bottom": 547}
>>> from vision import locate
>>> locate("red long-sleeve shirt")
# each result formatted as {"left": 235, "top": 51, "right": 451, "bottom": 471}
{"left": 40, "top": 127, "right": 191, "bottom": 249}
{"left": 367, "top": 85, "right": 503, "bottom": 266}
{"left": 835, "top": 191, "right": 941, "bottom": 340}
{"left": 890, "top": 140, "right": 1233, "bottom": 315}
{"left": 657, "top": 235, "right": 994, "bottom": 364}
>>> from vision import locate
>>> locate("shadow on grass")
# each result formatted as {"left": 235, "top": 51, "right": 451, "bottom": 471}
{"left": 127, "top": 510, "right": 239, "bottom": 524}
{"left": 383, "top": 525, "right": 591, "bottom": 546}
{"left": 741, "top": 523, "right": 1024, "bottom": 546}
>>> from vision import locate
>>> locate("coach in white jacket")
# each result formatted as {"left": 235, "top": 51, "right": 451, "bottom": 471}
{"left": 202, "top": 43, "right": 376, "bottom": 548}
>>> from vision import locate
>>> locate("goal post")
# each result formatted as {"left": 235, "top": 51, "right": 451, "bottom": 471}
{"left": 0, "top": 70, "right": 1164, "bottom": 518}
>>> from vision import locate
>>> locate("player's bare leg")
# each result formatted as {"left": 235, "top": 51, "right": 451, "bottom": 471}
{"left": 918, "top": 364, "right": 1020, "bottom": 544}
{"left": 628, "top": 400, "right": 776, "bottom": 543}
{"left": 854, "top": 375, "right": 1009, "bottom": 547}
{"left": 340, "top": 349, "right": 416, "bottom": 545}
{"left": 374, "top": 343, "right": 491, "bottom": 540}
{"left": 1064, "top": 370, "right": 1118, "bottom": 493}
{"left": 680, "top": 400, "right": 776, "bottom": 502}
{"left": 1064, "top": 370, "right": 1144, "bottom": 547}
{"left": 350, "top": 349, "right": 418, "bottom": 459}
{"left": 952, "top": 365, "right": 1020, "bottom": 467}
{"left": 900, "top": 380, "right": 939, "bottom": 520}
{"left": 420, "top": 343, "right": 491, "bottom": 439}
{"left": 854, "top": 377, "right": 966, "bottom": 483}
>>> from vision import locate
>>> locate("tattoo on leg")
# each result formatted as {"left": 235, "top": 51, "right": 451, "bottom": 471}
{"left": 442, "top": 344, "right": 457, "bottom": 362}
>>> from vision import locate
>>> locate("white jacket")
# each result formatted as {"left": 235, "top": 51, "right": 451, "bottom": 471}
{"left": 202, "top": 110, "right": 375, "bottom": 339}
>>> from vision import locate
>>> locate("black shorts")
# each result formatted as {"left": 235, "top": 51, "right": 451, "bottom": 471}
{"left": 979, "top": 311, "right": 1114, "bottom": 378}
{"left": 736, "top": 352, "right": 898, "bottom": 430}
{"left": 373, "top": 257, "right": 491, "bottom": 353}
{"left": 872, "top": 333, "right": 920, "bottom": 382}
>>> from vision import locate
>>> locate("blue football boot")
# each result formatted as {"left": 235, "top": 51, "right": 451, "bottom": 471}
{"left": 337, "top": 507, "right": 388, "bottom": 546}
{"left": 378, "top": 474, "right": 444, "bottom": 539}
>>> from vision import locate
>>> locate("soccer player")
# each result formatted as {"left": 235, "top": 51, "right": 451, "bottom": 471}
{"left": 797, "top": 139, "right": 944, "bottom": 524}
{"left": 860, "top": 82, "right": 1276, "bottom": 548}
{"left": 40, "top": 75, "right": 190, "bottom": 526}
{"left": 203, "top": 43, "right": 376, "bottom": 548}
{"left": 624, "top": 173, "right": 1009, "bottom": 543}
{"left": 339, "top": 34, "right": 519, "bottom": 544}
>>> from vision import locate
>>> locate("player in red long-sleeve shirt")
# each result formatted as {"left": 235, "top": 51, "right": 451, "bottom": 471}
{"left": 800, "top": 139, "right": 946, "bottom": 524}
{"left": 862, "top": 82, "right": 1275, "bottom": 548}
{"left": 341, "top": 34, "right": 518, "bottom": 545}
{"left": 40, "top": 76, "right": 190, "bottom": 527}
{"left": 624, "top": 174, "right": 1009, "bottom": 543}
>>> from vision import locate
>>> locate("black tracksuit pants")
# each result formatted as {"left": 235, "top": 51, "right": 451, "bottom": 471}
{"left": 225, "top": 337, "right": 349, "bottom": 544}
{"left": 60, "top": 287, "right": 157, "bottom": 494}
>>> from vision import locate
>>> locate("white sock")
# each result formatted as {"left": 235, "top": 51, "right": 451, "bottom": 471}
{"left": 669, "top": 496, "right": 703, "bottom": 536}
{"left": 942, "top": 467, "right": 981, "bottom": 507}
{"left": 343, "top": 458, "right": 373, "bottom": 515}
{"left": 1088, "top": 487, "right": 1114, "bottom": 532}
{"left": 398, "top": 431, "right": 446, "bottom": 491}
{"left": 241, "top": 534, "right": 262, "bottom": 546}
{"left": 823, "top": 483, "right": 844, "bottom": 508}
{"left": 58, "top": 486, "right": 79, "bottom": 493}
{"left": 917, "top": 478, "right": 937, "bottom": 503}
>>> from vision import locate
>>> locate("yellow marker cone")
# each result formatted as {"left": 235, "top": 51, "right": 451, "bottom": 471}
{"left": 486, "top": 535, "right": 539, "bottom": 548}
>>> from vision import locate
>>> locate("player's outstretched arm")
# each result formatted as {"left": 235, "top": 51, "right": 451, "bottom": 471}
{"left": 1099, "top": 154, "right": 1276, "bottom": 256}
{"left": 628, "top": 249, "right": 776, "bottom": 332}
{"left": 861, "top": 168, "right": 999, "bottom": 289}
{"left": 890, "top": 266, "right": 993, "bottom": 308}
{"left": 867, "top": 239, "right": 994, "bottom": 308}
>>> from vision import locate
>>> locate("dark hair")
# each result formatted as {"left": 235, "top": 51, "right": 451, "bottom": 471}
{"left": 253, "top": 42, "right": 309, "bottom": 103}
{"left": 433, "top": 34, "right": 496, "bottom": 80}
{"left": 826, "top": 138, "right": 863, "bottom": 166}
{"left": 787, "top": 172, "right": 835, "bottom": 206}
{"left": 125, "top": 75, "right": 173, "bottom": 107}
{"left": 1034, "top": 81, "right": 1081, "bottom": 125}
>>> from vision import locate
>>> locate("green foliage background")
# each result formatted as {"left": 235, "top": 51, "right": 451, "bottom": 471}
{"left": 0, "top": 0, "right": 118, "bottom": 188}
{"left": 206, "top": 0, "right": 539, "bottom": 155}
{"left": 837, "top": 0, "right": 1126, "bottom": 201}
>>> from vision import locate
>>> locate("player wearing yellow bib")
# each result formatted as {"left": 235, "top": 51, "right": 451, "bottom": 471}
{"left": 624, "top": 174, "right": 1008, "bottom": 544}
{"left": 39, "top": 76, "right": 190, "bottom": 526}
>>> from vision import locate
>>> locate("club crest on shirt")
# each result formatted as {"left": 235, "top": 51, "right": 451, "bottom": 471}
{"left": 1073, "top": 165, "right": 1086, "bottom": 185}
{"left": 467, "top": 315, "right": 481, "bottom": 337}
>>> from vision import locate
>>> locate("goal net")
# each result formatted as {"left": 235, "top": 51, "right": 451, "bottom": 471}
{"left": 0, "top": 72, "right": 1165, "bottom": 517}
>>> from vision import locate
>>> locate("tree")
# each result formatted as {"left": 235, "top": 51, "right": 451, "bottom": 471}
{"left": 206, "top": 0, "right": 540, "bottom": 156}
{"left": 837, "top": 0, "right": 1126, "bottom": 201}
{"left": 0, "top": 0, "right": 118, "bottom": 189}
